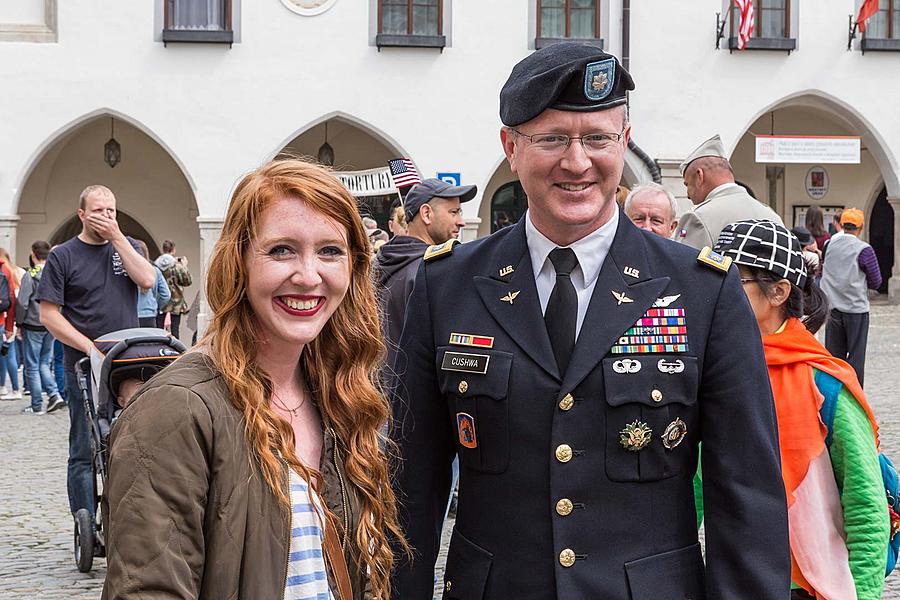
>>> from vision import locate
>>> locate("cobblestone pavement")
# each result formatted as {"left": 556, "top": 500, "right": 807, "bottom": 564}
{"left": 1, "top": 304, "right": 899, "bottom": 599}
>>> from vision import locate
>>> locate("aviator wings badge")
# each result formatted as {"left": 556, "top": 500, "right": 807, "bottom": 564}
{"left": 500, "top": 290, "right": 521, "bottom": 305}
{"left": 612, "top": 290, "right": 634, "bottom": 306}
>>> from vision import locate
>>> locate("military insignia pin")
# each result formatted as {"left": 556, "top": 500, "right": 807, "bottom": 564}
{"left": 662, "top": 418, "right": 688, "bottom": 450}
{"left": 499, "top": 265, "right": 514, "bottom": 277}
{"left": 612, "top": 290, "right": 634, "bottom": 306}
{"left": 657, "top": 359, "right": 685, "bottom": 374}
{"left": 500, "top": 290, "right": 520, "bottom": 304}
{"left": 653, "top": 294, "right": 681, "bottom": 308}
{"left": 612, "top": 358, "right": 641, "bottom": 374}
{"left": 620, "top": 420, "right": 653, "bottom": 452}
{"left": 583, "top": 58, "right": 615, "bottom": 101}
{"left": 623, "top": 266, "right": 640, "bottom": 279}
{"left": 457, "top": 412, "right": 477, "bottom": 449}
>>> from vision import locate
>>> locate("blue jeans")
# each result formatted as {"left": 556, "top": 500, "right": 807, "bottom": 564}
{"left": 0, "top": 339, "right": 18, "bottom": 391}
{"left": 65, "top": 369, "right": 94, "bottom": 517}
{"left": 23, "top": 329, "right": 58, "bottom": 411}
{"left": 53, "top": 339, "right": 66, "bottom": 401}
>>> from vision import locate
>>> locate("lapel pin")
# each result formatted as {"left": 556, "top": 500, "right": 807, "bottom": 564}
{"left": 612, "top": 290, "right": 634, "bottom": 306}
{"left": 499, "top": 265, "right": 514, "bottom": 277}
{"left": 653, "top": 294, "right": 681, "bottom": 308}
{"left": 623, "top": 266, "right": 640, "bottom": 279}
{"left": 500, "top": 290, "right": 521, "bottom": 305}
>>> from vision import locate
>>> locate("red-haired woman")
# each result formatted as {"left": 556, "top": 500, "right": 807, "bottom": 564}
{"left": 103, "top": 159, "right": 405, "bottom": 599}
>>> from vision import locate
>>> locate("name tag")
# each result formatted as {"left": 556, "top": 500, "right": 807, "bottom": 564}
{"left": 441, "top": 351, "right": 490, "bottom": 374}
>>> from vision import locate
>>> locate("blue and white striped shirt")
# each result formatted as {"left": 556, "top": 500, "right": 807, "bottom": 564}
{"left": 284, "top": 470, "right": 335, "bottom": 600}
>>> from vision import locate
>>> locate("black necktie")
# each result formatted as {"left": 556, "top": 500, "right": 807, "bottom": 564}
{"left": 545, "top": 248, "right": 579, "bottom": 375}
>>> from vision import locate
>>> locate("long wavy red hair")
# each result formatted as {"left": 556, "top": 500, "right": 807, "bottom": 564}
{"left": 201, "top": 158, "right": 403, "bottom": 598}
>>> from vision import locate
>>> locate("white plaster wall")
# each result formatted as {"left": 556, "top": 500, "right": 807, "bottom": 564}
{"left": 1, "top": 0, "right": 898, "bottom": 228}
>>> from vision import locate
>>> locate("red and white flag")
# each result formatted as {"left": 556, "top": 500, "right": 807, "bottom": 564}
{"left": 856, "top": 0, "right": 879, "bottom": 33}
{"left": 734, "top": 0, "right": 755, "bottom": 50}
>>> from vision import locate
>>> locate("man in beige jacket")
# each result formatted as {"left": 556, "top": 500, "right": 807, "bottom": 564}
{"left": 676, "top": 134, "right": 782, "bottom": 250}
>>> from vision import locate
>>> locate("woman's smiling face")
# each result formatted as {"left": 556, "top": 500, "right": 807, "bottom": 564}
{"left": 245, "top": 196, "right": 351, "bottom": 353}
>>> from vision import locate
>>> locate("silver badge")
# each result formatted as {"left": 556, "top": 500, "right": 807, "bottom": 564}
{"left": 657, "top": 359, "right": 685, "bottom": 374}
{"left": 653, "top": 294, "right": 681, "bottom": 308}
{"left": 613, "top": 358, "right": 642, "bottom": 374}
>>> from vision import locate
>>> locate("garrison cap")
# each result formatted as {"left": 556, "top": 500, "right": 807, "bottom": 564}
{"left": 499, "top": 43, "right": 634, "bottom": 127}
{"left": 679, "top": 134, "right": 728, "bottom": 175}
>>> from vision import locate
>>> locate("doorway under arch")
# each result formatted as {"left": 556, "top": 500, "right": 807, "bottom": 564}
{"left": 870, "top": 186, "right": 894, "bottom": 294}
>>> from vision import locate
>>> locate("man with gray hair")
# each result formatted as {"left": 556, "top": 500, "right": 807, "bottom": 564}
{"left": 623, "top": 182, "right": 678, "bottom": 238}
{"left": 676, "top": 134, "right": 781, "bottom": 250}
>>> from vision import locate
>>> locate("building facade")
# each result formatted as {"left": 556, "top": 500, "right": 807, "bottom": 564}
{"left": 3, "top": 0, "right": 899, "bottom": 339}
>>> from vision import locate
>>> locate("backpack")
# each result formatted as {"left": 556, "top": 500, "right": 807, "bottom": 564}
{"left": 816, "top": 370, "right": 900, "bottom": 577}
{"left": 0, "top": 270, "right": 10, "bottom": 314}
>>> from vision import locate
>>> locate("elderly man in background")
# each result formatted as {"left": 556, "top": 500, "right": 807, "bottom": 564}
{"left": 623, "top": 182, "right": 679, "bottom": 238}
{"left": 677, "top": 134, "right": 781, "bottom": 250}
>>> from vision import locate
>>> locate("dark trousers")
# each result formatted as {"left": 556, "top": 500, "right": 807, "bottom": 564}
{"left": 65, "top": 369, "right": 94, "bottom": 517}
{"left": 156, "top": 312, "right": 181, "bottom": 341}
{"left": 138, "top": 316, "right": 157, "bottom": 328}
{"left": 825, "top": 309, "right": 869, "bottom": 387}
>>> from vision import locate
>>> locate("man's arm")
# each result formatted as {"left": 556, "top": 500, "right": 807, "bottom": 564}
{"left": 675, "top": 211, "right": 713, "bottom": 250}
{"left": 700, "top": 267, "right": 790, "bottom": 598}
{"left": 40, "top": 302, "right": 92, "bottom": 355}
{"left": 87, "top": 213, "right": 156, "bottom": 289}
{"left": 857, "top": 246, "right": 883, "bottom": 290}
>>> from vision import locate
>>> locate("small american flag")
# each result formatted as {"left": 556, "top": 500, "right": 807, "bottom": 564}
{"left": 734, "top": 0, "right": 754, "bottom": 50}
{"left": 388, "top": 158, "right": 421, "bottom": 189}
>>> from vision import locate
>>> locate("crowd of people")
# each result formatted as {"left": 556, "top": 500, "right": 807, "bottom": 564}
{"left": 23, "top": 42, "right": 891, "bottom": 600}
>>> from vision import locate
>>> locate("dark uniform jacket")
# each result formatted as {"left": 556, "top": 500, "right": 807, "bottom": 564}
{"left": 391, "top": 212, "right": 789, "bottom": 600}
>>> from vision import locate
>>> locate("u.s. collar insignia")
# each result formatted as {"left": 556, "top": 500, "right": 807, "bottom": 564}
{"left": 499, "top": 265, "right": 514, "bottom": 277}
{"left": 620, "top": 420, "right": 652, "bottom": 452}
{"left": 697, "top": 246, "right": 732, "bottom": 274}
{"left": 623, "top": 266, "right": 640, "bottom": 279}
{"left": 457, "top": 412, "right": 477, "bottom": 449}
{"left": 662, "top": 418, "right": 688, "bottom": 450}
{"left": 584, "top": 58, "right": 615, "bottom": 101}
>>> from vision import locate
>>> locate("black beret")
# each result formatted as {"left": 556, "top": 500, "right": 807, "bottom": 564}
{"left": 500, "top": 43, "right": 635, "bottom": 127}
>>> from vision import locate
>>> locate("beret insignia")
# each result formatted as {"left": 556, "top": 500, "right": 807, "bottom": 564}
{"left": 584, "top": 58, "right": 615, "bottom": 102}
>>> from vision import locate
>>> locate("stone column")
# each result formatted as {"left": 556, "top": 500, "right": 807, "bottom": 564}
{"left": 0, "top": 215, "right": 21, "bottom": 262}
{"left": 888, "top": 197, "right": 900, "bottom": 304}
{"left": 460, "top": 217, "right": 483, "bottom": 243}
{"left": 196, "top": 216, "right": 224, "bottom": 337}
{"left": 656, "top": 159, "right": 692, "bottom": 217}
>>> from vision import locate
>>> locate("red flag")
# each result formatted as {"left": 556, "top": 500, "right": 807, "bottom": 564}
{"left": 734, "top": 0, "right": 755, "bottom": 50}
{"left": 856, "top": 0, "right": 879, "bottom": 33}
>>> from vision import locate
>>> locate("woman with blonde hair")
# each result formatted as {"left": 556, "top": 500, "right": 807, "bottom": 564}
{"left": 103, "top": 159, "right": 405, "bottom": 599}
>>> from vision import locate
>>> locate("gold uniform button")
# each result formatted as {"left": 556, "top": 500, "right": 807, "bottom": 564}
{"left": 555, "top": 444, "right": 573, "bottom": 463}
{"left": 445, "top": 580, "right": 452, "bottom": 592}
{"left": 458, "top": 380, "right": 468, "bottom": 394}
{"left": 558, "top": 393, "right": 574, "bottom": 411}
{"left": 651, "top": 389, "right": 663, "bottom": 403}
{"left": 556, "top": 498, "right": 574, "bottom": 516}
{"left": 559, "top": 548, "right": 576, "bottom": 567}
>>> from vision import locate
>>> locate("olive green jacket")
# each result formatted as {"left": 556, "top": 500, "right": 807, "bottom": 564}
{"left": 102, "top": 352, "right": 371, "bottom": 600}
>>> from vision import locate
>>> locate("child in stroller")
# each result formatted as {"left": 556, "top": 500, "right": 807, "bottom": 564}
{"left": 73, "top": 327, "right": 186, "bottom": 572}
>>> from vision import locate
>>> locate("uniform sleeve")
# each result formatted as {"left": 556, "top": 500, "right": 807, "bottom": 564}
{"left": 699, "top": 267, "right": 791, "bottom": 598}
{"left": 389, "top": 262, "right": 455, "bottom": 600}
{"left": 35, "top": 249, "right": 66, "bottom": 306}
{"left": 102, "top": 384, "right": 212, "bottom": 600}
{"left": 829, "top": 384, "right": 889, "bottom": 600}
{"left": 676, "top": 211, "right": 713, "bottom": 250}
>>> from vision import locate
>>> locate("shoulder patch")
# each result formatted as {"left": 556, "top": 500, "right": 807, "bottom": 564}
{"left": 424, "top": 239, "right": 460, "bottom": 262}
{"left": 696, "top": 246, "right": 732, "bottom": 274}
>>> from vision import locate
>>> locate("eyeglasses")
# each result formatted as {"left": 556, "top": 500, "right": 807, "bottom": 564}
{"left": 739, "top": 278, "right": 759, "bottom": 285}
{"left": 509, "top": 128, "right": 625, "bottom": 155}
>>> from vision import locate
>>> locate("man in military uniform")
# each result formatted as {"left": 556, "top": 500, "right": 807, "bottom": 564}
{"left": 391, "top": 44, "right": 789, "bottom": 599}
{"left": 676, "top": 134, "right": 782, "bottom": 250}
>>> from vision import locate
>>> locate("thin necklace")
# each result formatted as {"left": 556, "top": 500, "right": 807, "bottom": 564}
{"left": 272, "top": 392, "right": 307, "bottom": 418}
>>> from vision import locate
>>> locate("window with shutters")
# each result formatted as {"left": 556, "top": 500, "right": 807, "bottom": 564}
{"left": 376, "top": 0, "right": 445, "bottom": 48}
{"left": 536, "top": 0, "right": 602, "bottom": 49}
{"left": 861, "top": 0, "right": 900, "bottom": 51}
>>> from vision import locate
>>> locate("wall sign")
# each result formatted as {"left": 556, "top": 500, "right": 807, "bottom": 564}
{"left": 755, "top": 135, "right": 860, "bottom": 164}
{"left": 805, "top": 166, "right": 829, "bottom": 200}
{"left": 335, "top": 167, "right": 396, "bottom": 197}
{"left": 436, "top": 172, "right": 461, "bottom": 186}
{"left": 280, "top": 0, "right": 337, "bottom": 16}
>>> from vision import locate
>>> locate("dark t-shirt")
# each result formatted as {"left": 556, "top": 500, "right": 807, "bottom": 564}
{"left": 36, "top": 236, "right": 141, "bottom": 370}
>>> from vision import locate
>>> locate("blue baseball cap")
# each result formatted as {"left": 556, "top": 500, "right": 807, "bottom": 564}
{"left": 404, "top": 178, "right": 477, "bottom": 223}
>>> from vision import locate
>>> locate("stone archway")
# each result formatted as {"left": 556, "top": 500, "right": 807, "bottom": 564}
{"left": 15, "top": 110, "right": 201, "bottom": 341}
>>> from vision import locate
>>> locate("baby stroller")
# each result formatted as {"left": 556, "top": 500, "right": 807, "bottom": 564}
{"left": 72, "top": 327, "right": 186, "bottom": 572}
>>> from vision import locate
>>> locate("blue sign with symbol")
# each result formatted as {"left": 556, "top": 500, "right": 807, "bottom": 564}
{"left": 437, "top": 172, "right": 461, "bottom": 186}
